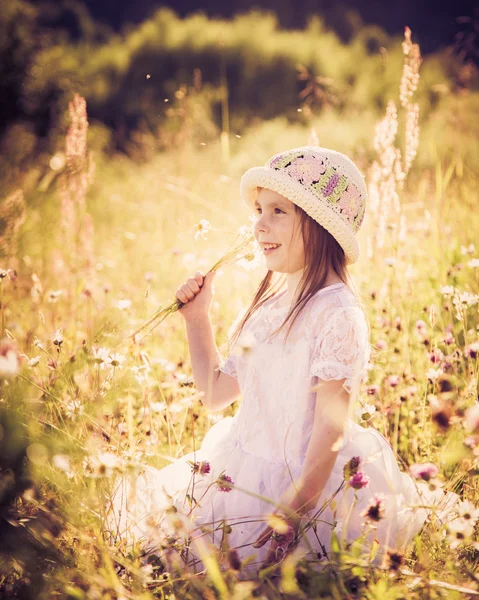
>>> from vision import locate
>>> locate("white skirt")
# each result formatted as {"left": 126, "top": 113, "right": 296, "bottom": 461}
{"left": 105, "top": 416, "right": 456, "bottom": 576}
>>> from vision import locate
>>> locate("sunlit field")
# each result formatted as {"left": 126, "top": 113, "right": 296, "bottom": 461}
{"left": 1, "top": 17, "right": 479, "bottom": 599}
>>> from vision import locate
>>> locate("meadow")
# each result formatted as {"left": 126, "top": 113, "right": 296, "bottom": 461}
{"left": 1, "top": 19, "right": 479, "bottom": 600}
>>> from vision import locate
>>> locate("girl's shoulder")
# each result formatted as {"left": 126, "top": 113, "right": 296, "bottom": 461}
{"left": 305, "top": 283, "right": 369, "bottom": 336}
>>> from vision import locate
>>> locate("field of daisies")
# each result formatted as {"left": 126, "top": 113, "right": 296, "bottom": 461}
{"left": 1, "top": 27, "right": 479, "bottom": 600}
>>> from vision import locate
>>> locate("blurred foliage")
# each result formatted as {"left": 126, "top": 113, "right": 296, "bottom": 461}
{"left": 1, "top": 0, "right": 478, "bottom": 176}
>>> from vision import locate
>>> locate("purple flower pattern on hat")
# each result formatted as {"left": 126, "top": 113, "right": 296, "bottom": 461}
{"left": 266, "top": 150, "right": 365, "bottom": 234}
{"left": 339, "top": 184, "right": 362, "bottom": 224}
{"left": 284, "top": 155, "right": 326, "bottom": 187}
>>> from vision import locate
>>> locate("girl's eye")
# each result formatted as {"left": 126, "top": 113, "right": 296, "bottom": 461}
{"left": 255, "top": 207, "right": 284, "bottom": 214}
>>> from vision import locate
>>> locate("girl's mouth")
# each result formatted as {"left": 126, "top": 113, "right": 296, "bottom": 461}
{"left": 262, "top": 244, "right": 281, "bottom": 255}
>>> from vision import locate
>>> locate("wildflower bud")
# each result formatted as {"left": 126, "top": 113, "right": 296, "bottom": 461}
{"left": 427, "top": 349, "right": 444, "bottom": 364}
{"left": 386, "top": 375, "right": 400, "bottom": 388}
{"left": 52, "top": 329, "right": 64, "bottom": 346}
{"left": 375, "top": 339, "right": 387, "bottom": 351}
{"left": 431, "top": 401, "right": 452, "bottom": 431}
{"left": 465, "top": 343, "right": 479, "bottom": 359}
{"left": 387, "top": 550, "right": 405, "bottom": 571}
{"left": 360, "top": 493, "right": 385, "bottom": 523}
{"left": 349, "top": 471, "right": 370, "bottom": 490}
{"left": 409, "top": 462, "right": 439, "bottom": 481}
{"left": 216, "top": 474, "right": 234, "bottom": 492}
{"left": 343, "top": 456, "right": 362, "bottom": 480}
{"left": 189, "top": 460, "right": 211, "bottom": 475}
{"left": 415, "top": 320, "right": 428, "bottom": 336}
{"left": 227, "top": 549, "right": 242, "bottom": 571}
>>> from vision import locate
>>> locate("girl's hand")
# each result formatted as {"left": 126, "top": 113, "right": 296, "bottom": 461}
{"left": 176, "top": 271, "right": 216, "bottom": 319}
{"left": 252, "top": 522, "right": 296, "bottom": 567}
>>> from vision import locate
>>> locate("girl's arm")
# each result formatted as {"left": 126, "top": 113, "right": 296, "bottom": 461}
{"left": 185, "top": 314, "right": 241, "bottom": 412}
{"left": 279, "top": 377, "right": 350, "bottom": 519}
{"left": 176, "top": 271, "right": 241, "bottom": 411}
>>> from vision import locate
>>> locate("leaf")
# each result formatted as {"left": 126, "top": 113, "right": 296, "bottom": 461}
{"left": 330, "top": 530, "right": 341, "bottom": 554}
{"left": 369, "top": 537, "right": 380, "bottom": 562}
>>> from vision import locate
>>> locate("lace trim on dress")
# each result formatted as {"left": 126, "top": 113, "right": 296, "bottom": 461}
{"left": 309, "top": 304, "right": 370, "bottom": 393}
{"left": 219, "top": 354, "right": 238, "bottom": 380}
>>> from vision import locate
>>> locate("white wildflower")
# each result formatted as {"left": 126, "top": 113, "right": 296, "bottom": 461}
{"left": 405, "top": 264, "right": 418, "bottom": 280}
{"left": 53, "top": 454, "right": 71, "bottom": 473}
{"left": 426, "top": 367, "right": 444, "bottom": 382}
{"left": 48, "top": 290, "right": 63, "bottom": 303}
{"left": 131, "top": 364, "right": 151, "bottom": 385}
{"left": 453, "top": 290, "right": 479, "bottom": 320}
{"left": 92, "top": 347, "right": 110, "bottom": 366}
{"left": 237, "top": 251, "right": 264, "bottom": 271}
{"left": 107, "top": 353, "right": 126, "bottom": 369}
{"left": 194, "top": 219, "right": 212, "bottom": 241}
{"left": 93, "top": 452, "right": 125, "bottom": 477}
{"left": 116, "top": 299, "right": 132, "bottom": 311}
{"left": 440, "top": 285, "right": 455, "bottom": 297}
{"left": 461, "top": 244, "right": 475, "bottom": 255}
{"left": 468, "top": 258, "right": 479, "bottom": 268}
{"left": 384, "top": 257, "right": 396, "bottom": 267}
{"left": 447, "top": 518, "right": 474, "bottom": 549}
{"left": 117, "top": 422, "right": 128, "bottom": 435}
{"left": 457, "top": 499, "right": 479, "bottom": 525}
{"left": 64, "top": 397, "right": 84, "bottom": 419}
{"left": 33, "top": 337, "right": 45, "bottom": 350}
{"left": 355, "top": 402, "right": 377, "bottom": 423}
{"left": 28, "top": 356, "right": 41, "bottom": 367}
{"left": 154, "top": 357, "right": 176, "bottom": 372}
{"left": 238, "top": 224, "right": 253, "bottom": 236}
{"left": 455, "top": 291, "right": 479, "bottom": 307}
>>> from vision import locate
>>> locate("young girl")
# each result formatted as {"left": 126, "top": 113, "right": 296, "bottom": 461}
{"left": 110, "top": 146, "right": 445, "bottom": 575}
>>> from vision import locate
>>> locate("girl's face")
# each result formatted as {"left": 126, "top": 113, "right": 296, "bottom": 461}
{"left": 253, "top": 188, "right": 306, "bottom": 274}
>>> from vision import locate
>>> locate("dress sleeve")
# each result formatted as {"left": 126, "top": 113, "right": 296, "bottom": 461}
{"left": 219, "top": 354, "right": 238, "bottom": 380}
{"left": 309, "top": 305, "right": 370, "bottom": 394}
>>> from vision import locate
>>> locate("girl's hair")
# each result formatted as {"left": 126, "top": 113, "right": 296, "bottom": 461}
{"left": 228, "top": 194, "right": 369, "bottom": 352}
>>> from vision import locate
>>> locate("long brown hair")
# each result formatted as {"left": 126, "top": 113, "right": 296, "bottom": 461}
{"left": 227, "top": 197, "right": 367, "bottom": 352}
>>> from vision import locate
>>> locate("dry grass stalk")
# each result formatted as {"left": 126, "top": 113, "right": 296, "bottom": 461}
{"left": 0, "top": 189, "right": 26, "bottom": 260}
{"left": 367, "top": 27, "right": 422, "bottom": 256}
{"left": 59, "top": 94, "right": 95, "bottom": 275}
{"left": 116, "top": 229, "right": 255, "bottom": 348}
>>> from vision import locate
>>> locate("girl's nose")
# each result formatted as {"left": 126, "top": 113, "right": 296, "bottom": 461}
{"left": 254, "top": 214, "right": 269, "bottom": 233}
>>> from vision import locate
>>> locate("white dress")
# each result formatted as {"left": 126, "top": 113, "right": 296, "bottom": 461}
{"left": 107, "top": 283, "right": 452, "bottom": 575}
